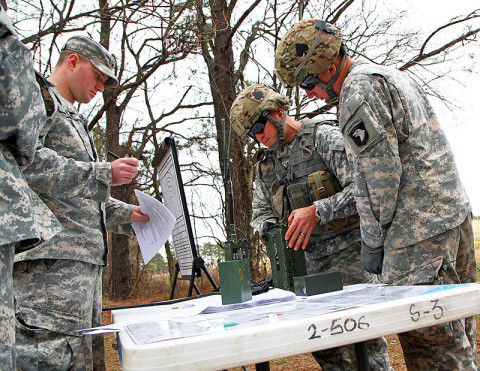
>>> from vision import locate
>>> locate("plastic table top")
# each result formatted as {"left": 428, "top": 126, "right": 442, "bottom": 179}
{"left": 111, "top": 283, "right": 480, "bottom": 370}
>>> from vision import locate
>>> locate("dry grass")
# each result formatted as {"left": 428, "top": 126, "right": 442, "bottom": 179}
{"left": 474, "top": 217, "right": 480, "bottom": 270}
{"left": 104, "top": 218, "right": 480, "bottom": 370}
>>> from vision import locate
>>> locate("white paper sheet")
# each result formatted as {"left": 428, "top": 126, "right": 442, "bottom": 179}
{"left": 131, "top": 189, "right": 176, "bottom": 264}
{"left": 78, "top": 302, "right": 208, "bottom": 335}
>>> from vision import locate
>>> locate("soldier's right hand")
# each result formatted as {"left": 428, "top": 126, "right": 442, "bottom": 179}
{"left": 111, "top": 158, "right": 139, "bottom": 185}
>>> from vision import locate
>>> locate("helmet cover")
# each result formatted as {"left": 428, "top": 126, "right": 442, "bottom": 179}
{"left": 275, "top": 19, "right": 342, "bottom": 88}
{"left": 230, "top": 84, "right": 290, "bottom": 137}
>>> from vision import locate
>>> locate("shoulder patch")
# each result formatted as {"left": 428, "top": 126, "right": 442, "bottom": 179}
{"left": 342, "top": 106, "right": 352, "bottom": 121}
{"left": 347, "top": 118, "right": 369, "bottom": 146}
{"left": 340, "top": 93, "right": 383, "bottom": 155}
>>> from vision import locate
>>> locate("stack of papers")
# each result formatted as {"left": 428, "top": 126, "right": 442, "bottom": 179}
{"left": 201, "top": 289, "right": 296, "bottom": 314}
{"left": 131, "top": 190, "right": 176, "bottom": 264}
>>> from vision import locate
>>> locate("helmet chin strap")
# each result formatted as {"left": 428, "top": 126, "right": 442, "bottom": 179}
{"left": 316, "top": 45, "right": 347, "bottom": 105}
{"left": 265, "top": 112, "right": 288, "bottom": 151}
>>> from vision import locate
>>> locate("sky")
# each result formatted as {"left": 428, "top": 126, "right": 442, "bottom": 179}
{"left": 393, "top": 0, "right": 480, "bottom": 216}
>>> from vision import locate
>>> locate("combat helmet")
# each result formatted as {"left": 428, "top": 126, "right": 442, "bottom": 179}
{"left": 230, "top": 84, "right": 290, "bottom": 150}
{"left": 275, "top": 19, "right": 346, "bottom": 103}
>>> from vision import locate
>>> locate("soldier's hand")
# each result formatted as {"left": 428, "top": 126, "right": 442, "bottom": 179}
{"left": 285, "top": 205, "right": 319, "bottom": 251}
{"left": 130, "top": 206, "right": 149, "bottom": 223}
{"left": 111, "top": 158, "right": 139, "bottom": 185}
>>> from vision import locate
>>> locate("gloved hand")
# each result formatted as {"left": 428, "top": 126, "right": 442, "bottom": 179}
{"left": 361, "top": 241, "right": 384, "bottom": 274}
{"left": 260, "top": 221, "right": 276, "bottom": 242}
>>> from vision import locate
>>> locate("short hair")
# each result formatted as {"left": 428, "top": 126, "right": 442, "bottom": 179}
{"left": 56, "top": 49, "right": 89, "bottom": 67}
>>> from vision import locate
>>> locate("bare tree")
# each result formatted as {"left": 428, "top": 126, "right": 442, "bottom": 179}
{"left": 10, "top": 0, "right": 480, "bottom": 297}
{"left": 302, "top": 1, "right": 480, "bottom": 117}
{"left": 12, "top": 0, "right": 203, "bottom": 298}
{"left": 195, "top": 0, "right": 269, "bottom": 278}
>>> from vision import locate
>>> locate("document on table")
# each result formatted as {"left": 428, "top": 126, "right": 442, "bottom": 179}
{"left": 78, "top": 302, "right": 207, "bottom": 335}
{"left": 200, "top": 288, "right": 296, "bottom": 314}
{"left": 132, "top": 189, "right": 176, "bottom": 264}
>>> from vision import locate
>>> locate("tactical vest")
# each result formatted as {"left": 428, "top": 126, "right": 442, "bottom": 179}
{"left": 257, "top": 120, "right": 359, "bottom": 243}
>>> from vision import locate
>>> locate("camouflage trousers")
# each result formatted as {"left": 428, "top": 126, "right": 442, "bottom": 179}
{"left": 306, "top": 240, "right": 392, "bottom": 370}
{"left": 13, "top": 259, "right": 105, "bottom": 371}
{"left": 0, "top": 243, "right": 15, "bottom": 370}
{"left": 383, "top": 213, "right": 478, "bottom": 370}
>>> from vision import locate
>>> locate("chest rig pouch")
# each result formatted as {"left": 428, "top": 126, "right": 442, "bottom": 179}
{"left": 259, "top": 121, "right": 348, "bottom": 231}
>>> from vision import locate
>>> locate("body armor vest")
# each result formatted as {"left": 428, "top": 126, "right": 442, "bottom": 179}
{"left": 258, "top": 120, "right": 359, "bottom": 243}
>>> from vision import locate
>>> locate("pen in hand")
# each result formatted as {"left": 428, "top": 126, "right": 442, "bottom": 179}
{"left": 107, "top": 151, "right": 120, "bottom": 159}
{"left": 107, "top": 151, "right": 146, "bottom": 179}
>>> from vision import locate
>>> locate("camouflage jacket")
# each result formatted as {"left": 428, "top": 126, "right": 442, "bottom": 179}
{"left": 338, "top": 60, "right": 471, "bottom": 249}
{"left": 251, "top": 119, "right": 359, "bottom": 257}
{"left": 16, "top": 87, "right": 134, "bottom": 264}
{"left": 0, "top": 7, "right": 61, "bottom": 246}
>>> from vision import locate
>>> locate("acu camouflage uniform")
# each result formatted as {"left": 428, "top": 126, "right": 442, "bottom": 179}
{"left": 0, "top": 6, "right": 61, "bottom": 369}
{"left": 275, "top": 18, "right": 477, "bottom": 369}
{"left": 338, "top": 59, "right": 477, "bottom": 369}
{"left": 246, "top": 97, "right": 391, "bottom": 368}
{"left": 13, "top": 37, "right": 135, "bottom": 371}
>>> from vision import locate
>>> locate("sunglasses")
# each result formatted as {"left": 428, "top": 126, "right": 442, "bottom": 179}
{"left": 247, "top": 114, "right": 268, "bottom": 139}
{"left": 299, "top": 75, "right": 321, "bottom": 91}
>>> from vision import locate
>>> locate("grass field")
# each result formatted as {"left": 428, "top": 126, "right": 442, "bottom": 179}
{"left": 103, "top": 218, "right": 480, "bottom": 370}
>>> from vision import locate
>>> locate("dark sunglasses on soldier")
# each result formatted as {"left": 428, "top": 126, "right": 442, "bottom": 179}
{"left": 299, "top": 74, "right": 321, "bottom": 91}
{"left": 247, "top": 114, "right": 268, "bottom": 139}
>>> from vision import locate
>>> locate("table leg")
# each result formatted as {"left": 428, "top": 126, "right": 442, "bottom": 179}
{"left": 354, "top": 341, "right": 369, "bottom": 370}
{"left": 255, "top": 361, "right": 270, "bottom": 371}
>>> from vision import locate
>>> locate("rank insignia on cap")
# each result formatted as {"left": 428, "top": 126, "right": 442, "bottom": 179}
{"left": 296, "top": 43, "right": 309, "bottom": 57}
{"left": 347, "top": 118, "right": 369, "bottom": 146}
{"left": 252, "top": 90, "right": 264, "bottom": 100}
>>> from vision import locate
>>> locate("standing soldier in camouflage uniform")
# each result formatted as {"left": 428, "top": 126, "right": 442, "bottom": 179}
{"left": 275, "top": 19, "right": 477, "bottom": 369}
{"left": 230, "top": 84, "right": 392, "bottom": 370}
{"left": 13, "top": 36, "right": 149, "bottom": 370}
{"left": 0, "top": 5, "right": 62, "bottom": 369}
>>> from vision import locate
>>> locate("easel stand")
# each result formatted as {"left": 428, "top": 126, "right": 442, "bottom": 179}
{"left": 169, "top": 257, "right": 219, "bottom": 299}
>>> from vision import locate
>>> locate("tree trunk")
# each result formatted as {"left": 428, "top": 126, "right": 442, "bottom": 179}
{"left": 164, "top": 240, "right": 177, "bottom": 297}
{"left": 99, "top": 0, "right": 133, "bottom": 299}
{"left": 198, "top": 0, "right": 262, "bottom": 279}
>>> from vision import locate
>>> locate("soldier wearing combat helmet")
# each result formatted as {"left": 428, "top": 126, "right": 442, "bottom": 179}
{"left": 230, "top": 84, "right": 392, "bottom": 370}
{"left": 276, "top": 19, "right": 478, "bottom": 369}
{"left": 230, "top": 84, "right": 290, "bottom": 151}
{"left": 275, "top": 19, "right": 346, "bottom": 104}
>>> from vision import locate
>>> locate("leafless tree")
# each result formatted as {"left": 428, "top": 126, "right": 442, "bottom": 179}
{"left": 195, "top": 0, "right": 266, "bottom": 278}
{"left": 12, "top": 0, "right": 205, "bottom": 298}
{"left": 9, "top": 0, "right": 480, "bottom": 297}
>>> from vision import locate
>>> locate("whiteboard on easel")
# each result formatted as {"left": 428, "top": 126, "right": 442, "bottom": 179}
{"left": 154, "top": 137, "right": 197, "bottom": 278}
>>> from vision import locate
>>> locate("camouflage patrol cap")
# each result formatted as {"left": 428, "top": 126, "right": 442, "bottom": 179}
{"left": 62, "top": 35, "right": 118, "bottom": 87}
{"left": 275, "top": 19, "right": 342, "bottom": 88}
{"left": 230, "top": 84, "right": 291, "bottom": 137}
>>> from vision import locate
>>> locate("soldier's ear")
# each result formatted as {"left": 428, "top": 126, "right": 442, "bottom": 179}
{"left": 67, "top": 54, "right": 81, "bottom": 70}
{"left": 328, "top": 63, "right": 337, "bottom": 77}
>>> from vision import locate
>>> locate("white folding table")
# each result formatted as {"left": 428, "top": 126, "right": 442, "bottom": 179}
{"left": 111, "top": 284, "right": 480, "bottom": 370}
